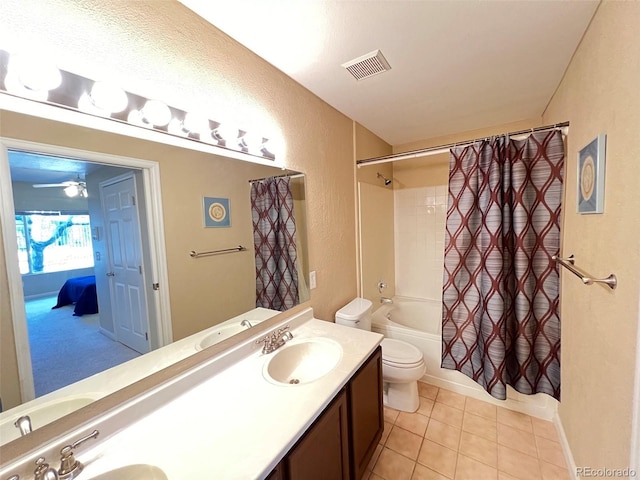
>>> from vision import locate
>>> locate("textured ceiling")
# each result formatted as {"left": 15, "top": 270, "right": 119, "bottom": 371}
{"left": 180, "top": 0, "right": 599, "bottom": 146}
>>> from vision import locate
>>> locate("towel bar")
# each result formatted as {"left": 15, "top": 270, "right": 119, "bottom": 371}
{"left": 552, "top": 254, "right": 617, "bottom": 290}
{"left": 189, "top": 245, "right": 247, "bottom": 258}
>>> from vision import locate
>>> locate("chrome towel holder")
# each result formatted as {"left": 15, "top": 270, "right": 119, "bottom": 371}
{"left": 189, "top": 245, "right": 247, "bottom": 258}
{"left": 552, "top": 254, "right": 617, "bottom": 290}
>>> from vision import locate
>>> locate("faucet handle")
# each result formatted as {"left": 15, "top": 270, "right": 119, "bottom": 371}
{"left": 57, "top": 430, "right": 99, "bottom": 479}
{"left": 33, "top": 457, "right": 58, "bottom": 480}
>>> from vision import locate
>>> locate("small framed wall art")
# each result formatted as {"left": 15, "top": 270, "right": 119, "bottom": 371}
{"left": 203, "top": 197, "right": 231, "bottom": 227}
{"left": 577, "top": 133, "right": 606, "bottom": 214}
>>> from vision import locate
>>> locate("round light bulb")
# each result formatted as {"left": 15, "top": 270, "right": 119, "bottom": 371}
{"left": 64, "top": 185, "right": 79, "bottom": 197}
{"left": 183, "top": 113, "right": 211, "bottom": 136}
{"left": 9, "top": 54, "right": 61, "bottom": 92}
{"left": 215, "top": 123, "right": 240, "bottom": 148}
{"left": 140, "top": 100, "right": 172, "bottom": 127}
{"left": 89, "top": 81, "right": 128, "bottom": 113}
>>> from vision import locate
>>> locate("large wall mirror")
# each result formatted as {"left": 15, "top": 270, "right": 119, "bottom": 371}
{"left": 0, "top": 108, "right": 309, "bottom": 446}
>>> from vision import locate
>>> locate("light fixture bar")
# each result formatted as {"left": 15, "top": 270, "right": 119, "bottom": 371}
{"left": 0, "top": 49, "right": 276, "bottom": 161}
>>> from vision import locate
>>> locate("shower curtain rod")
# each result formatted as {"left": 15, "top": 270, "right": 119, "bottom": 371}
{"left": 356, "top": 121, "right": 570, "bottom": 167}
{"left": 248, "top": 172, "right": 304, "bottom": 183}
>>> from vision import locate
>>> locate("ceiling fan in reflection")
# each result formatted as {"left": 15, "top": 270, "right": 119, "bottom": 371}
{"left": 32, "top": 177, "right": 88, "bottom": 198}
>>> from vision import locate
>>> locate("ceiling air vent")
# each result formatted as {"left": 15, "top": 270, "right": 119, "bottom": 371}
{"left": 342, "top": 49, "right": 391, "bottom": 81}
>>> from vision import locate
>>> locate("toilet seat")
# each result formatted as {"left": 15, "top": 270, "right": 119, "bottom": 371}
{"left": 381, "top": 338, "right": 424, "bottom": 367}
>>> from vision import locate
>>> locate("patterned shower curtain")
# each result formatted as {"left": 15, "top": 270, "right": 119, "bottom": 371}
{"left": 441, "top": 130, "right": 564, "bottom": 401}
{"left": 251, "top": 177, "right": 299, "bottom": 311}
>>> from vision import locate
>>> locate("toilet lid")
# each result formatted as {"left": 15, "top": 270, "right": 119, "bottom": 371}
{"left": 381, "top": 338, "right": 423, "bottom": 365}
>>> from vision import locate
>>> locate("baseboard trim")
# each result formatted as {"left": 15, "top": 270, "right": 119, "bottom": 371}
{"left": 99, "top": 327, "right": 116, "bottom": 341}
{"left": 553, "top": 412, "right": 577, "bottom": 480}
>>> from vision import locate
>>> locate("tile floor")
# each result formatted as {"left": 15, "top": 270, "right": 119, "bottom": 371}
{"left": 363, "top": 381, "right": 570, "bottom": 480}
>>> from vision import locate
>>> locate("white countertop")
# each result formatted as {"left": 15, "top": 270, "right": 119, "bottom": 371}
{"left": 0, "top": 307, "right": 280, "bottom": 445}
{"left": 1, "top": 309, "right": 383, "bottom": 480}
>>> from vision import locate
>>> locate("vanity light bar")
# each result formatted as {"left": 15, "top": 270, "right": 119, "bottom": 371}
{"left": 0, "top": 49, "right": 276, "bottom": 161}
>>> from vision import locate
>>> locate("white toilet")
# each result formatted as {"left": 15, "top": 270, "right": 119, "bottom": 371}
{"left": 335, "top": 298, "right": 426, "bottom": 412}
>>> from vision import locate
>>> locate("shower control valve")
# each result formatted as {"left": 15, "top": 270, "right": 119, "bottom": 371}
{"left": 377, "top": 280, "right": 387, "bottom": 293}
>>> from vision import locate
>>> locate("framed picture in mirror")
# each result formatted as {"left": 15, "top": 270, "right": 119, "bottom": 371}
{"left": 203, "top": 197, "right": 231, "bottom": 227}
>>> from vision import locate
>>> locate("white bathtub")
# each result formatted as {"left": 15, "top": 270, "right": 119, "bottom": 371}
{"left": 371, "top": 296, "right": 557, "bottom": 420}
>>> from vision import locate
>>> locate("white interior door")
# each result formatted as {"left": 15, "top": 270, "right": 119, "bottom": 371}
{"left": 101, "top": 174, "right": 150, "bottom": 354}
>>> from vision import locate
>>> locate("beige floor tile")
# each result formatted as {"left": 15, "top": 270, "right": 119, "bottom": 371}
{"left": 397, "top": 411, "right": 430, "bottom": 437}
{"left": 497, "top": 407, "right": 533, "bottom": 433}
{"left": 431, "top": 402, "right": 464, "bottom": 428}
{"left": 462, "top": 411, "right": 497, "bottom": 442}
{"left": 362, "top": 471, "right": 372, "bottom": 480}
{"left": 499, "top": 473, "right": 522, "bottom": 480}
{"left": 417, "top": 397, "right": 436, "bottom": 417}
{"left": 535, "top": 437, "right": 567, "bottom": 468}
{"left": 539, "top": 461, "right": 571, "bottom": 480}
{"left": 425, "top": 418, "right": 461, "bottom": 451}
{"left": 465, "top": 397, "right": 497, "bottom": 420}
{"left": 497, "top": 423, "right": 537, "bottom": 457}
{"left": 381, "top": 421, "right": 393, "bottom": 445}
{"left": 531, "top": 417, "right": 559, "bottom": 442}
{"left": 498, "top": 444, "right": 541, "bottom": 480}
{"left": 412, "top": 464, "right": 451, "bottom": 480}
{"left": 370, "top": 474, "right": 385, "bottom": 480}
{"left": 455, "top": 453, "right": 497, "bottom": 480}
{"left": 417, "top": 439, "right": 458, "bottom": 479}
{"left": 367, "top": 443, "right": 384, "bottom": 471}
{"left": 458, "top": 431, "right": 497, "bottom": 468}
{"left": 387, "top": 425, "right": 424, "bottom": 461}
{"left": 436, "top": 389, "right": 467, "bottom": 411}
{"left": 384, "top": 406, "right": 401, "bottom": 424}
{"left": 418, "top": 382, "right": 440, "bottom": 400}
{"left": 373, "top": 447, "right": 416, "bottom": 480}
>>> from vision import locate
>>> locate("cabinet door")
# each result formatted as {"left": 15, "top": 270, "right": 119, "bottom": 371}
{"left": 265, "top": 461, "right": 285, "bottom": 480}
{"left": 348, "top": 346, "right": 383, "bottom": 480}
{"left": 285, "top": 389, "right": 350, "bottom": 480}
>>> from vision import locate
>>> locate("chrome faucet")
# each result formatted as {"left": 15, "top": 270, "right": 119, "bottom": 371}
{"left": 14, "top": 415, "right": 32, "bottom": 436}
{"left": 240, "top": 319, "right": 253, "bottom": 329}
{"left": 380, "top": 296, "right": 393, "bottom": 304}
{"left": 256, "top": 326, "right": 294, "bottom": 354}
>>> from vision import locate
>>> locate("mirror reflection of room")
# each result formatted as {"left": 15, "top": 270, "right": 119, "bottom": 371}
{"left": 2, "top": 135, "right": 309, "bottom": 429}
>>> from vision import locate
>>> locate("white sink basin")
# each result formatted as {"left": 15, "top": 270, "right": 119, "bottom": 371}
{"left": 88, "top": 464, "right": 167, "bottom": 480}
{"left": 197, "top": 323, "right": 248, "bottom": 350}
{"left": 0, "top": 395, "right": 96, "bottom": 443}
{"left": 263, "top": 338, "right": 342, "bottom": 385}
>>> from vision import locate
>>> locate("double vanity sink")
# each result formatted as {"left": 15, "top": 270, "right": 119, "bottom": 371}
{"left": 0, "top": 307, "right": 383, "bottom": 480}
{"left": 0, "top": 308, "right": 279, "bottom": 445}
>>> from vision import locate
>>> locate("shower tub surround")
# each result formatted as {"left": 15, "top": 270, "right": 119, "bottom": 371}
{"left": 372, "top": 296, "right": 558, "bottom": 420}
{"left": 0, "top": 308, "right": 383, "bottom": 479}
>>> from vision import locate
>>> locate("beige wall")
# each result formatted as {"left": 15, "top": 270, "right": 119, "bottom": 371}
{"left": 543, "top": 2, "right": 640, "bottom": 468}
{"left": 0, "top": 0, "right": 361, "bottom": 407}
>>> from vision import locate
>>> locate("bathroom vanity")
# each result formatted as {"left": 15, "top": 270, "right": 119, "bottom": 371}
{"left": 0, "top": 308, "right": 383, "bottom": 480}
{"left": 267, "top": 346, "right": 382, "bottom": 480}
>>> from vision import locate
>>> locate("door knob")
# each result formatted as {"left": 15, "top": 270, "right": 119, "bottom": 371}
{"left": 106, "top": 272, "right": 115, "bottom": 277}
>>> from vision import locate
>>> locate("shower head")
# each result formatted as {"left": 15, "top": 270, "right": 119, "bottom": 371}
{"left": 377, "top": 172, "right": 392, "bottom": 186}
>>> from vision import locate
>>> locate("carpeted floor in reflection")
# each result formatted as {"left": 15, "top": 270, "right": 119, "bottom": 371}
{"left": 25, "top": 296, "right": 141, "bottom": 397}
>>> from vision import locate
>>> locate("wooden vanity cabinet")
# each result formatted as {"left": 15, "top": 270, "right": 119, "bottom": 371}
{"left": 269, "top": 346, "right": 383, "bottom": 480}
{"left": 285, "top": 389, "right": 351, "bottom": 480}
{"left": 347, "top": 346, "right": 383, "bottom": 480}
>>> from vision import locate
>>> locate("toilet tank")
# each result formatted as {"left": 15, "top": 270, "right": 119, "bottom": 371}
{"left": 335, "top": 298, "right": 372, "bottom": 331}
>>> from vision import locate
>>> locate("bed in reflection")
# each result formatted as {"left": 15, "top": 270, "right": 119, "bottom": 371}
{"left": 52, "top": 275, "right": 99, "bottom": 316}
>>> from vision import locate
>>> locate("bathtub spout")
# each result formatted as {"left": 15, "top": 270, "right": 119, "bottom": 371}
{"left": 380, "top": 296, "right": 393, "bottom": 304}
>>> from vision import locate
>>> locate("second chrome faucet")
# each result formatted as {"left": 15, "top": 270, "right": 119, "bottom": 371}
{"left": 257, "top": 326, "right": 293, "bottom": 354}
